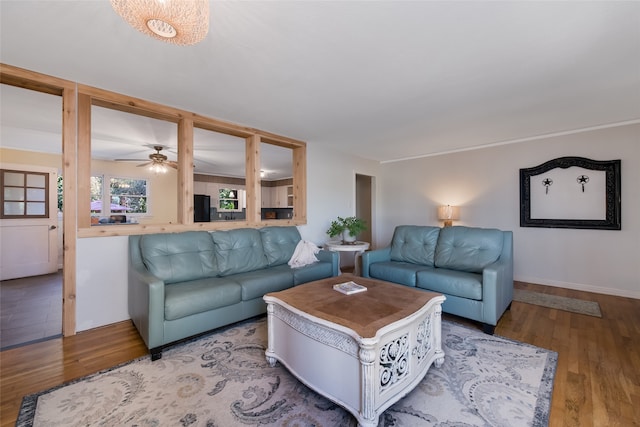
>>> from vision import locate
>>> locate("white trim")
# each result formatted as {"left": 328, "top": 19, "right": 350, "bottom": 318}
{"left": 381, "top": 119, "right": 640, "bottom": 164}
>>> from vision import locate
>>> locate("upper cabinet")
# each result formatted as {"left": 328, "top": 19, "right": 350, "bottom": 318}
{"left": 260, "top": 182, "right": 293, "bottom": 208}
{"left": 275, "top": 185, "right": 292, "bottom": 207}
{"left": 287, "top": 185, "right": 293, "bottom": 207}
{"left": 261, "top": 185, "right": 272, "bottom": 208}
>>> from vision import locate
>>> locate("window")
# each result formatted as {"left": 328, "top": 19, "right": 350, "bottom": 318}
{"left": 1, "top": 169, "right": 49, "bottom": 218}
{"left": 90, "top": 175, "right": 103, "bottom": 214}
{"left": 57, "top": 175, "right": 64, "bottom": 212}
{"left": 111, "top": 177, "right": 147, "bottom": 213}
{"left": 90, "top": 176, "right": 148, "bottom": 217}
{"left": 218, "top": 188, "right": 238, "bottom": 211}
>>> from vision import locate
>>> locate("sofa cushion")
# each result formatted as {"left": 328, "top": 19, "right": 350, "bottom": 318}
{"left": 260, "top": 226, "right": 301, "bottom": 266}
{"left": 164, "top": 277, "right": 242, "bottom": 320}
{"left": 434, "top": 226, "right": 504, "bottom": 273}
{"left": 390, "top": 225, "right": 441, "bottom": 266}
{"left": 416, "top": 268, "right": 483, "bottom": 300}
{"left": 369, "top": 261, "right": 420, "bottom": 287}
{"left": 140, "top": 231, "right": 219, "bottom": 284}
{"left": 212, "top": 228, "right": 269, "bottom": 276}
{"left": 232, "top": 266, "right": 294, "bottom": 300}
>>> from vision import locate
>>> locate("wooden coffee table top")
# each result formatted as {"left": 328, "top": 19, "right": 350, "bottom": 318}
{"left": 265, "top": 274, "right": 442, "bottom": 339}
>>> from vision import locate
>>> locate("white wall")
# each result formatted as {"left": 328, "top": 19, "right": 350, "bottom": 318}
{"left": 378, "top": 123, "right": 640, "bottom": 298}
{"left": 299, "top": 144, "right": 380, "bottom": 269}
{"left": 76, "top": 236, "right": 130, "bottom": 331}
{"left": 298, "top": 143, "right": 380, "bottom": 245}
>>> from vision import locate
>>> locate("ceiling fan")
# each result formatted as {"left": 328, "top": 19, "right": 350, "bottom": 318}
{"left": 115, "top": 145, "right": 178, "bottom": 172}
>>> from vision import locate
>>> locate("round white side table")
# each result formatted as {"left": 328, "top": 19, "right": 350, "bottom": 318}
{"left": 324, "top": 240, "right": 370, "bottom": 276}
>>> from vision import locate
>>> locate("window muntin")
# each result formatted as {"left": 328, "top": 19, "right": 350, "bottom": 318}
{"left": 1, "top": 169, "right": 49, "bottom": 218}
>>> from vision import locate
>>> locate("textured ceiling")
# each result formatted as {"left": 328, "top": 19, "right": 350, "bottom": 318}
{"left": 1, "top": 1, "right": 639, "bottom": 171}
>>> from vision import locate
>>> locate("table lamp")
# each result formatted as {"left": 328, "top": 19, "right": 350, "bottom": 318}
{"left": 438, "top": 205, "right": 460, "bottom": 227}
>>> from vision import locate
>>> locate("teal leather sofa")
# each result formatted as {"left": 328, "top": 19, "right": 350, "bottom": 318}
{"left": 362, "top": 225, "right": 513, "bottom": 334}
{"left": 129, "top": 226, "right": 339, "bottom": 360}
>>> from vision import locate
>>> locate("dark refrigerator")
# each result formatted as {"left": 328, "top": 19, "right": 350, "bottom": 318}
{"left": 194, "top": 194, "right": 211, "bottom": 222}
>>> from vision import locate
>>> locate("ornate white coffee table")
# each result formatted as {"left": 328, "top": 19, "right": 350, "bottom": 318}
{"left": 264, "top": 275, "right": 445, "bottom": 427}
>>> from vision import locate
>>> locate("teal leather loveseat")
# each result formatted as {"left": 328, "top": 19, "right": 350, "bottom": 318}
{"left": 129, "top": 226, "right": 339, "bottom": 360}
{"left": 362, "top": 225, "right": 513, "bottom": 334}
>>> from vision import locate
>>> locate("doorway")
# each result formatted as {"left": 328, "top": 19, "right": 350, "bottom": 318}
{"left": 0, "top": 85, "right": 64, "bottom": 349}
{"left": 355, "top": 173, "right": 373, "bottom": 246}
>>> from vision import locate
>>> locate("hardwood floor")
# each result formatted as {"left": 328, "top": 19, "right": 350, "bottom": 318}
{"left": 0, "top": 321, "right": 148, "bottom": 427}
{"left": 1, "top": 281, "right": 639, "bottom": 426}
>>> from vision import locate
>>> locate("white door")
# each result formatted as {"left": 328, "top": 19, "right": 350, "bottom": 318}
{"left": 0, "top": 165, "right": 59, "bottom": 281}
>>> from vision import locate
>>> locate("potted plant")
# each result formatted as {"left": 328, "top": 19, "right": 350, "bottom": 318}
{"left": 326, "top": 216, "right": 367, "bottom": 244}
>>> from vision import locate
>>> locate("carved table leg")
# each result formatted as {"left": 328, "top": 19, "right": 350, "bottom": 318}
{"left": 266, "top": 355, "right": 278, "bottom": 367}
{"left": 265, "top": 303, "right": 278, "bottom": 367}
{"left": 359, "top": 343, "right": 379, "bottom": 427}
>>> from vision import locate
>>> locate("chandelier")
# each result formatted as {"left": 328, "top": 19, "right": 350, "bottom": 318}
{"left": 110, "top": 0, "right": 209, "bottom": 45}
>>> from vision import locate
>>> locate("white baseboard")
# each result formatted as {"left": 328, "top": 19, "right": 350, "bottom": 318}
{"left": 515, "top": 275, "right": 640, "bottom": 300}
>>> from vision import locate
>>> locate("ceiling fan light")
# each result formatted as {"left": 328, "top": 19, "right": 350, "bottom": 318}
{"left": 110, "top": 0, "right": 209, "bottom": 45}
{"left": 149, "top": 162, "right": 168, "bottom": 174}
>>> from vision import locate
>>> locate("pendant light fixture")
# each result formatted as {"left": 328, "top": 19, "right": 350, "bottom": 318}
{"left": 110, "top": 0, "right": 209, "bottom": 45}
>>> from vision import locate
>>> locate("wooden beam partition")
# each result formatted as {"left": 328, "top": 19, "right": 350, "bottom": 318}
{"left": 178, "top": 118, "right": 194, "bottom": 224}
{"left": 258, "top": 131, "right": 306, "bottom": 149}
{"left": 191, "top": 112, "right": 256, "bottom": 139}
{"left": 77, "top": 93, "right": 92, "bottom": 229}
{"left": 61, "top": 85, "right": 78, "bottom": 337}
{"left": 258, "top": 132, "right": 306, "bottom": 225}
{"left": 245, "top": 135, "right": 262, "bottom": 224}
{"left": 79, "top": 84, "right": 183, "bottom": 123}
{"left": 0, "top": 63, "right": 65, "bottom": 96}
{"left": 292, "top": 145, "right": 307, "bottom": 222}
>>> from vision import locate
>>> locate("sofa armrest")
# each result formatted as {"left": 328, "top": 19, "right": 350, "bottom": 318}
{"left": 128, "top": 237, "right": 166, "bottom": 350}
{"left": 480, "top": 254, "right": 514, "bottom": 325}
{"left": 316, "top": 249, "right": 340, "bottom": 277}
{"left": 361, "top": 247, "right": 392, "bottom": 278}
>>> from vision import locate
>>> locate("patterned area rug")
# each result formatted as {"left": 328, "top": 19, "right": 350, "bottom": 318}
{"left": 513, "top": 289, "right": 602, "bottom": 317}
{"left": 18, "top": 317, "right": 557, "bottom": 427}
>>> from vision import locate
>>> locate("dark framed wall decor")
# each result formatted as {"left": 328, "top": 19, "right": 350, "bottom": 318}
{"left": 520, "top": 156, "right": 621, "bottom": 230}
